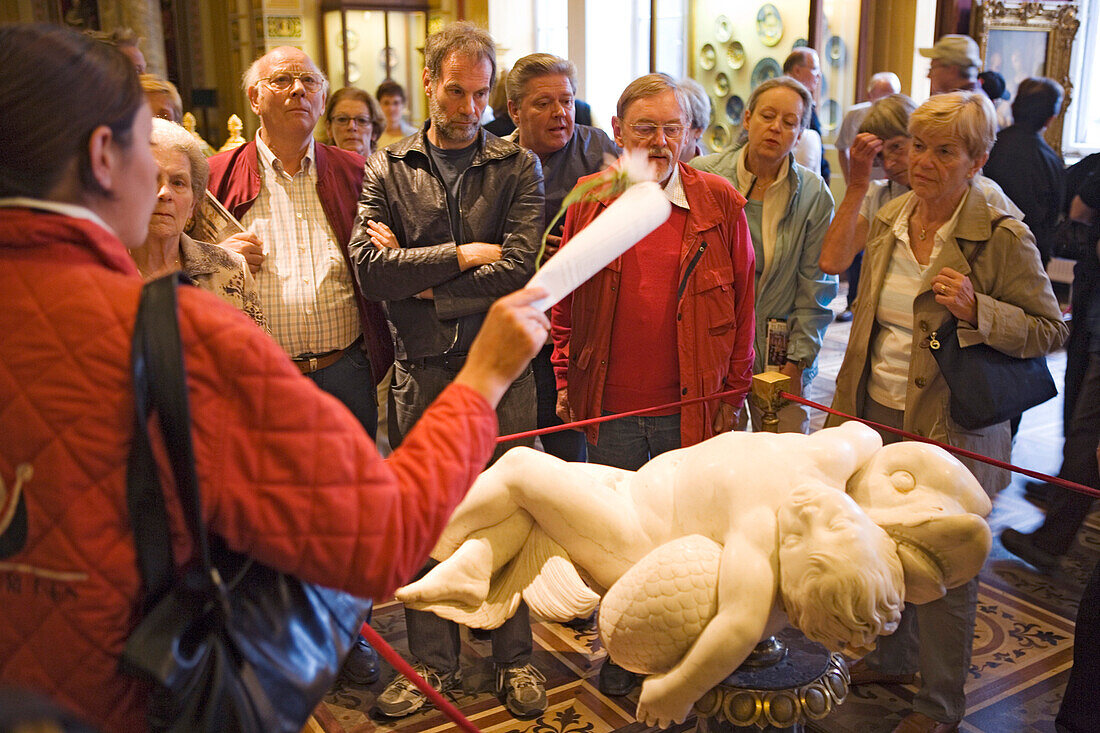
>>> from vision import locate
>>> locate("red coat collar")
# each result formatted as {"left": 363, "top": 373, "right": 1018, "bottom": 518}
{"left": 0, "top": 208, "right": 140, "bottom": 276}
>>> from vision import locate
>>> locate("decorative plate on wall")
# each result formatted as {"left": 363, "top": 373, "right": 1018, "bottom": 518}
{"left": 725, "top": 95, "right": 744, "bottom": 124}
{"left": 727, "top": 40, "right": 746, "bottom": 69}
{"left": 751, "top": 57, "right": 782, "bottom": 89}
{"left": 699, "top": 43, "right": 717, "bottom": 71}
{"left": 826, "top": 35, "right": 847, "bottom": 67}
{"left": 715, "top": 15, "right": 733, "bottom": 43}
{"left": 713, "top": 72, "right": 731, "bottom": 97}
{"left": 347, "top": 61, "right": 360, "bottom": 84}
{"left": 378, "top": 46, "right": 398, "bottom": 71}
{"left": 335, "top": 28, "right": 359, "bottom": 51}
{"left": 707, "top": 124, "right": 732, "bottom": 152}
{"left": 756, "top": 4, "right": 783, "bottom": 47}
{"left": 792, "top": 37, "right": 809, "bottom": 48}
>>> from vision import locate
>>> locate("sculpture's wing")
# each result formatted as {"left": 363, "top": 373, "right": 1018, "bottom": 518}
{"left": 517, "top": 527, "right": 601, "bottom": 621}
{"left": 402, "top": 527, "right": 600, "bottom": 629}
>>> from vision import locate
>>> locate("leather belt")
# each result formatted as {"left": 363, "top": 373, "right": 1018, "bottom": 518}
{"left": 407, "top": 352, "right": 468, "bottom": 372}
{"left": 292, "top": 349, "right": 344, "bottom": 374}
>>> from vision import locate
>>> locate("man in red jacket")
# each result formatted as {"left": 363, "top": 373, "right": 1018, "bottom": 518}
{"left": 206, "top": 45, "right": 392, "bottom": 685}
{"left": 551, "top": 72, "right": 756, "bottom": 696}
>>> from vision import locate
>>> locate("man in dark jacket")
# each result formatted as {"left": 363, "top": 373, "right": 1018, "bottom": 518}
{"left": 350, "top": 21, "right": 546, "bottom": 719}
{"left": 983, "top": 77, "right": 1066, "bottom": 265}
{"left": 503, "top": 52, "right": 620, "bottom": 463}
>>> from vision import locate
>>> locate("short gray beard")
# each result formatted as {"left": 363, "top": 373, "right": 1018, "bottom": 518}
{"left": 428, "top": 94, "right": 479, "bottom": 145}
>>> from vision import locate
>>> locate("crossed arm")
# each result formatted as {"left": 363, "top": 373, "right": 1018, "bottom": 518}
{"left": 350, "top": 152, "right": 543, "bottom": 319}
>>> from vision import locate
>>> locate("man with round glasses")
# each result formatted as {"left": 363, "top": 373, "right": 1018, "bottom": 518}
{"left": 207, "top": 46, "right": 394, "bottom": 686}
{"left": 550, "top": 72, "right": 756, "bottom": 695}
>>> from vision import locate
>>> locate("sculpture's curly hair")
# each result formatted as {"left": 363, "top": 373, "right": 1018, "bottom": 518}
{"left": 782, "top": 525, "right": 905, "bottom": 650}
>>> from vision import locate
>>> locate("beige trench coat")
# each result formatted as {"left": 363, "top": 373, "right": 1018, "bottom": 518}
{"left": 828, "top": 185, "right": 1068, "bottom": 493}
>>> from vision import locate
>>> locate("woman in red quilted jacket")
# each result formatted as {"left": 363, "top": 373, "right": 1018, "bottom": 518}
{"left": 0, "top": 24, "right": 549, "bottom": 731}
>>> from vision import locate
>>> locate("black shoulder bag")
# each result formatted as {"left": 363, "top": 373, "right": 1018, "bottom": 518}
{"left": 928, "top": 221, "right": 1058, "bottom": 430}
{"left": 120, "top": 275, "right": 372, "bottom": 732}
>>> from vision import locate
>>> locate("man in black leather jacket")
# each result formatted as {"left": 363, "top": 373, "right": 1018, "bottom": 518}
{"left": 348, "top": 21, "right": 547, "bottom": 720}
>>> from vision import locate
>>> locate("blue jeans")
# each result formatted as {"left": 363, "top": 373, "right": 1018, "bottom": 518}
{"left": 306, "top": 342, "right": 376, "bottom": 628}
{"left": 587, "top": 412, "right": 681, "bottom": 471}
{"left": 305, "top": 342, "right": 377, "bottom": 440}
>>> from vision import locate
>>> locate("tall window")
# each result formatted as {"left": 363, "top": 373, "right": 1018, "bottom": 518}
{"left": 585, "top": 0, "right": 687, "bottom": 129}
{"left": 1066, "top": 0, "right": 1100, "bottom": 155}
{"left": 485, "top": 0, "right": 688, "bottom": 131}
{"left": 536, "top": 0, "right": 569, "bottom": 58}
{"left": 654, "top": 0, "right": 687, "bottom": 78}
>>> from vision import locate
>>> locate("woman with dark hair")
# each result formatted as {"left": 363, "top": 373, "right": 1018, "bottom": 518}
{"left": 0, "top": 23, "right": 548, "bottom": 732}
{"left": 324, "top": 86, "right": 385, "bottom": 156}
{"left": 376, "top": 79, "right": 418, "bottom": 148}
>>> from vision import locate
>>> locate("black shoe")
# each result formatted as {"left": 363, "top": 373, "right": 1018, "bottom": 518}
{"left": 1023, "top": 480, "right": 1052, "bottom": 510}
{"left": 341, "top": 635, "right": 381, "bottom": 685}
{"left": 562, "top": 610, "right": 597, "bottom": 631}
{"left": 597, "top": 660, "right": 639, "bottom": 697}
{"left": 1001, "top": 528, "right": 1060, "bottom": 572}
{"left": 835, "top": 308, "right": 854, "bottom": 323}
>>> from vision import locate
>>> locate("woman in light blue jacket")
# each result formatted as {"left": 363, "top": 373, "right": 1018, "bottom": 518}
{"left": 692, "top": 76, "right": 836, "bottom": 432}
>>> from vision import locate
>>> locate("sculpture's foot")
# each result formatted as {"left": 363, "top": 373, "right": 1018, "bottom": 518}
{"left": 396, "top": 551, "right": 491, "bottom": 608}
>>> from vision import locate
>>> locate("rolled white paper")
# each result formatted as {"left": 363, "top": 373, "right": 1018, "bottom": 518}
{"left": 526, "top": 181, "right": 672, "bottom": 311}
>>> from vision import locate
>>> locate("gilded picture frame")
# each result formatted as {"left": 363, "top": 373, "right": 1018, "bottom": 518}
{"left": 972, "top": 1, "right": 1079, "bottom": 151}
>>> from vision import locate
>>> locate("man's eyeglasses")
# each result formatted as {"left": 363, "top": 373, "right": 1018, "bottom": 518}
{"left": 331, "top": 115, "right": 372, "bottom": 128}
{"left": 261, "top": 72, "right": 326, "bottom": 93}
{"left": 628, "top": 122, "right": 685, "bottom": 140}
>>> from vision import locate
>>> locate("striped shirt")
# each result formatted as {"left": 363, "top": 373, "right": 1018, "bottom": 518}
{"left": 867, "top": 193, "right": 968, "bottom": 408}
{"left": 241, "top": 136, "right": 360, "bottom": 356}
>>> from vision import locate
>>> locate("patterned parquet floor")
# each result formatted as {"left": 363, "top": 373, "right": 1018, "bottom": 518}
{"left": 310, "top": 290, "right": 1095, "bottom": 733}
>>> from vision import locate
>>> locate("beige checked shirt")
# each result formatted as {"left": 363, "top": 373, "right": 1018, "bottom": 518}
{"left": 242, "top": 136, "right": 360, "bottom": 356}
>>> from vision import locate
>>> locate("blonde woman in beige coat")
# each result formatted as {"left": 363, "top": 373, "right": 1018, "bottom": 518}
{"left": 827, "top": 92, "right": 1067, "bottom": 733}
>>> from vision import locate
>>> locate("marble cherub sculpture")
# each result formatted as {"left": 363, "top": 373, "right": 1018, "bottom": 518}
{"left": 397, "top": 422, "right": 992, "bottom": 727}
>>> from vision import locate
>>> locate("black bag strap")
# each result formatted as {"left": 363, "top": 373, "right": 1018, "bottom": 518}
{"left": 126, "top": 274, "right": 218, "bottom": 605}
{"left": 962, "top": 213, "right": 1012, "bottom": 268}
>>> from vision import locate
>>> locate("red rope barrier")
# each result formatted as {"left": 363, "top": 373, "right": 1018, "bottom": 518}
{"left": 496, "top": 388, "right": 1100, "bottom": 501}
{"left": 496, "top": 388, "right": 746, "bottom": 443}
{"left": 776, "top": 392, "right": 1100, "bottom": 500}
{"left": 358, "top": 623, "right": 482, "bottom": 733}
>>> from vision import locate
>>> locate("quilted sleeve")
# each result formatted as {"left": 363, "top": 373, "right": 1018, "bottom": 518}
{"left": 176, "top": 287, "right": 497, "bottom": 600}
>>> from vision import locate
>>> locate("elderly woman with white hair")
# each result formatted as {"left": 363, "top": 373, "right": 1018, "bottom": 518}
{"left": 828, "top": 91, "right": 1067, "bottom": 733}
{"left": 130, "top": 118, "right": 266, "bottom": 328}
{"left": 676, "top": 77, "right": 710, "bottom": 161}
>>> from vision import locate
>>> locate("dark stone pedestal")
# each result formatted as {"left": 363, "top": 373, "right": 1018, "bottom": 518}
{"left": 692, "top": 628, "right": 850, "bottom": 732}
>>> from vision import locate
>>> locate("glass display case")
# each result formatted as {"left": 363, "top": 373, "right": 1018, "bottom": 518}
{"left": 322, "top": 4, "right": 428, "bottom": 126}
